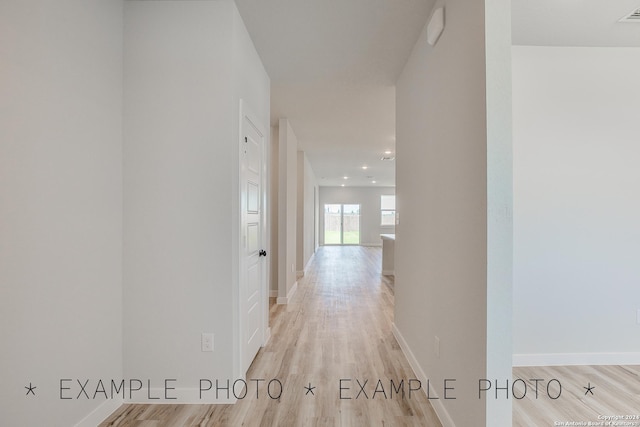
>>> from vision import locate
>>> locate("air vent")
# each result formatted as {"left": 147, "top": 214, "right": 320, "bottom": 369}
{"left": 619, "top": 7, "right": 640, "bottom": 22}
{"left": 381, "top": 156, "right": 395, "bottom": 161}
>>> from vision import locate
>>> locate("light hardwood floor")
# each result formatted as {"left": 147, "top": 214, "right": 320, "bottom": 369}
{"left": 513, "top": 365, "right": 640, "bottom": 426}
{"left": 101, "top": 246, "right": 442, "bottom": 427}
{"left": 100, "top": 246, "right": 640, "bottom": 426}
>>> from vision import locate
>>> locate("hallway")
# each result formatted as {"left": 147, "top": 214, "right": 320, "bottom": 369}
{"left": 101, "top": 246, "right": 442, "bottom": 426}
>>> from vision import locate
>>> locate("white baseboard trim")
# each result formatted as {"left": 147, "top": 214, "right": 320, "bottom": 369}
{"left": 264, "top": 327, "right": 271, "bottom": 346}
{"left": 513, "top": 352, "right": 640, "bottom": 367}
{"left": 277, "top": 281, "right": 298, "bottom": 305}
{"left": 304, "top": 252, "right": 315, "bottom": 275}
{"left": 74, "top": 399, "right": 123, "bottom": 427}
{"left": 126, "top": 388, "right": 237, "bottom": 404}
{"left": 392, "top": 323, "right": 456, "bottom": 427}
{"left": 381, "top": 269, "right": 394, "bottom": 276}
{"left": 269, "top": 289, "right": 278, "bottom": 298}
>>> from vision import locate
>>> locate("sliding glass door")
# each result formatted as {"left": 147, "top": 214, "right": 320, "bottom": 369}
{"left": 342, "top": 204, "right": 360, "bottom": 244}
{"left": 324, "top": 204, "right": 360, "bottom": 245}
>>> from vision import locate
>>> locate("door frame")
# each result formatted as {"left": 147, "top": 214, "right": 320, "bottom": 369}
{"left": 236, "top": 99, "right": 269, "bottom": 381}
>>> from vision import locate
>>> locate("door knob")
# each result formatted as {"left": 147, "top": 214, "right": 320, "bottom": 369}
{"left": 259, "top": 249, "right": 267, "bottom": 257}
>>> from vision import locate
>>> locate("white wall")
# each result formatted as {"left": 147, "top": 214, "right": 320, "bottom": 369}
{"left": 394, "top": 0, "right": 512, "bottom": 426}
{"left": 484, "top": 0, "right": 513, "bottom": 424}
{"left": 276, "top": 120, "right": 299, "bottom": 301}
{"left": 513, "top": 46, "right": 640, "bottom": 364}
{"left": 231, "top": 0, "right": 271, "bottom": 380}
{"left": 269, "top": 126, "right": 279, "bottom": 295}
{"left": 297, "top": 152, "right": 318, "bottom": 274}
{"left": 319, "top": 186, "right": 395, "bottom": 246}
{"left": 124, "top": 0, "right": 269, "bottom": 398}
{"left": 0, "top": 1, "right": 124, "bottom": 425}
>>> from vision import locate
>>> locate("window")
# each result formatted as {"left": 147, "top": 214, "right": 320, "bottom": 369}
{"left": 381, "top": 195, "right": 396, "bottom": 226}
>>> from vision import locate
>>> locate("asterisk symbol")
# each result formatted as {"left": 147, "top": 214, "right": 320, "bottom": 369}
{"left": 583, "top": 382, "right": 595, "bottom": 395}
{"left": 25, "top": 383, "right": 36, "bottom": 396}
{"left": 304, "top": 383, "right": 316, "bottom": 396}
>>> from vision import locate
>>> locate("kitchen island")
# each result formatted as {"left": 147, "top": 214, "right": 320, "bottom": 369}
{"left": 380, "top": 234, "right": 395, "bottom": 276}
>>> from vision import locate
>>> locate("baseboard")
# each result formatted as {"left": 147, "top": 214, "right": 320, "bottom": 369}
{"left": 126, "top": 388, "right": 236, "bottom": 404}
{"left": 304, "top": 252, "right": 315, "bottom": 275}
{"left": 288, "top": 280, "right": 298, "bottom": 301}
{"left": 269, "top": 289, "right": 278, "bottom": 298}
{"left": 392, "top": 324, "right": 456, "bottom": 427}
{"left": 277, "top": 280, "right": 298, "bottom": 305}
{"left": 513, "top": 352, "right": 640, "bottom": 367}
{"left": 381, "top": 269, "right": 394, "bottom": 276}
{"left": 74, "top": 399, "right": 123, "bottom": 427}
{"left": 264, "top": 327, "right": 271, "bottom": 345}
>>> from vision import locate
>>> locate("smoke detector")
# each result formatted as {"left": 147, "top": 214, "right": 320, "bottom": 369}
{"left": 619, "top": 7, "right": 640, "bottom": 22}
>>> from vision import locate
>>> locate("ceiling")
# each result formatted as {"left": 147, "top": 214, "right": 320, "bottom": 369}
{"left": 235, "top": 0, "right": 640, "bottom": 188}
{"left": 513, "top": 0, "right": 640, "bottom": 47}
{"left": 235, "top": 0, "right": 434, "bottom": 187}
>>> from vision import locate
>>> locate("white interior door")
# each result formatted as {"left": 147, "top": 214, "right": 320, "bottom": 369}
{"left": 240, "top": 105, "right": 266, "bottom": 375}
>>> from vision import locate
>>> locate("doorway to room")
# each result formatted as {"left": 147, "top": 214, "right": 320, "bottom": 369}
{"left": 323, "top": 203, "right": 360, "bottom": 245}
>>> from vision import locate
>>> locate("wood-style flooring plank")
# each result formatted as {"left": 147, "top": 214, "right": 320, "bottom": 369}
{"left": 513, "top": 365, "right": 640, "bottom": 426}
{"left": 101, "top": 246, "right": 442, "bottom": 427}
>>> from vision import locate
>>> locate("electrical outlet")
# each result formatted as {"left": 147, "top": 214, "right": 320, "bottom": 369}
{"left": 435, "top": 336, "right": 440, "bottom": 358}
{"left": 202, "top": 333, "right": 214, "bottom": 352}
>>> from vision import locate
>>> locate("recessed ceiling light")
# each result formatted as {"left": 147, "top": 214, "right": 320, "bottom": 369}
{"left": 384, "top": 150, "right": 392, "bottom": 155}
{"left": 372, "top": 180, "right": 377, "bottom": 184}
{"left": 343, "top": 176, "right": 348, "bottom": 179}
{"left": 362, "top": 166, "right": 368, "bottom": 170}
{"left": 341, "top": 184, "right": 345, "bottom": 187}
